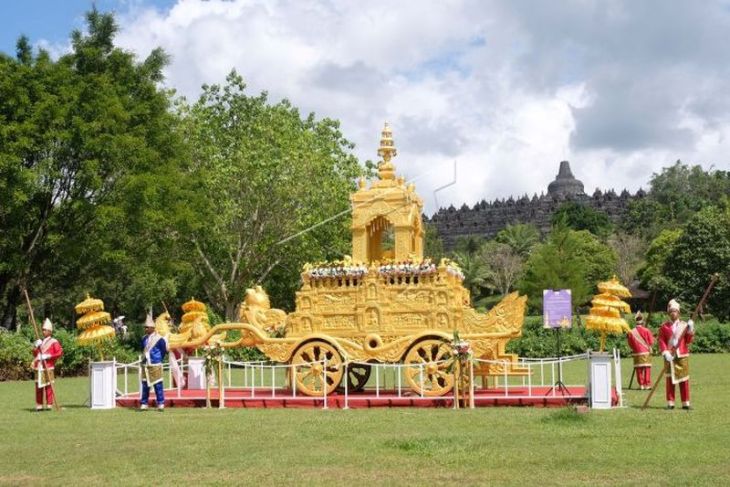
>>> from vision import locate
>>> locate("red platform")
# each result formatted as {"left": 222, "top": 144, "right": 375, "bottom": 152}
{"left": 116, "top": 386, "right": 595, "bottom": 409}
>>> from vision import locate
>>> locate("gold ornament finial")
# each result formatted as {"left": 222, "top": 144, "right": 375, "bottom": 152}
{"left": 377, "top": 122, "right": 397, "bottom": 180}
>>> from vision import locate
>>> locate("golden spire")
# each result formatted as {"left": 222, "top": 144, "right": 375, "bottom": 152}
{"left": 377, "top": 122, "right": 397, "bottom": 180}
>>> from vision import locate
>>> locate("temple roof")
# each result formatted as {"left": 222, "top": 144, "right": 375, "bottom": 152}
{"left": 547, "top": 160, "right": 585, "bottom": 198}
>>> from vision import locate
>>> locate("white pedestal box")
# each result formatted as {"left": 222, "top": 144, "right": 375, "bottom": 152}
{"left": 89, "top": 360, "right": 117, "bottom": 409}
{"left": 588, "top": 351, "right": 612, "bottom": 409}
{"left": 187, "top": 357, "right": 206, "bottom": 390}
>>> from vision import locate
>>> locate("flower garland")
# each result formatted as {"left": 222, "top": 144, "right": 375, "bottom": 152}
{"left": 449, "top": 330, "right": 474, "bottom": 409}
{"left": 264, "top": 324, "right": 287, "bottom": 338}
{"left": 442, "top": 259, "right": 465, "bottom": 281}
{"left": 201, "top": 343, "right": 224, "bottom": 408}
{"left": 202, "top": 343, "right": 224, "bottom": 378}
{"left": 378, "top": 258, "right": 437, "bottom": 277}
{"left": 449, "top": 330, "right": 473, "bottom": 367}
{"left": 303, "top": 257, "right": 464, "bottom": 281}
{"left": 305, "top": 261, "right": 368, "bottom": 280}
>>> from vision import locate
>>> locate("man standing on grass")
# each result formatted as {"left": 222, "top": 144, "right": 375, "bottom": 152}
{"left": 658, "top": 299, "right": 694, "bottom": 410}
{"left": 627, "top": 311, "right": 655, "bottom": 389}
{"left": 32, "top": 319, "right": 63, "bottom": 411}
{"left": 140, "top": 313, "right": 167, "bottom": 411}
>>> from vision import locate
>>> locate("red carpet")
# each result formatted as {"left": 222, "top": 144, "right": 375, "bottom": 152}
{"left": 117, "top": 385, "right": 599, "bottom": 409}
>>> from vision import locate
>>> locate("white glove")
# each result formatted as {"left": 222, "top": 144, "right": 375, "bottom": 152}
{"left": 687, "top": 319, "right": 695, "bottom": 332}
{"left": 663, "top": 351, "right": 674, "bottom": 362}
{"left": 40, "top": 353, "right": 50, "bottom": 361}
{"left": 34, "top": 339, "right": 42, "bottom": 348}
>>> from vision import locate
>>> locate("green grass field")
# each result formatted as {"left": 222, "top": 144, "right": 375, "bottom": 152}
{"left": 2, "top": 354, "right": 729, "bottom": 486}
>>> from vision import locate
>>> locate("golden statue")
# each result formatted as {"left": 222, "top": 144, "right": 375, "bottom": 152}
{"left": 170, "top": 123, "right": 528, "bottom": 396}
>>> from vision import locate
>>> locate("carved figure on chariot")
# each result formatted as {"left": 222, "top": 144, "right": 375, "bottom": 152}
{"left": 167, "top": 123, "right": 529, "bottom": 397}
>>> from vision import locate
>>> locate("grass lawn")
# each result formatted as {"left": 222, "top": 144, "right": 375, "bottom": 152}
{"left": 1, "top": 354, "right": 729, "bottom": 486}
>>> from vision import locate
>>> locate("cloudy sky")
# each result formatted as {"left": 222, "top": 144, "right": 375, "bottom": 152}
{"left": 3, "top": 0, "right": 730, "bottom": 214}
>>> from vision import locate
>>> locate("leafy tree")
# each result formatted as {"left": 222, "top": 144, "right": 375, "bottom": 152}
{"left": 608, "top": 231, "right": 647, "bottom": 286}
{"left": 638, "top": 228, "right": 683, "bottom": 305}
{"left": 423, "top": 222, "right": 445, "bottom": 263}
{"left": 453, "top": 235, "right": 485, "bottom": 255}
{"left": 176, "top": 71, "right": 363, "bottom": 319}
{"left": 661, "top": 207, "right": 730, "bottom": 320}
{"left": 480, "top": 241, "right": 523, "bottom": 296}
{"left": 623, "top": 161, "right": 730, "bottom": 237}
{"left": 0, "top": 9, "right": 181, "bottom": 329}
{"left": 495, "top": 223, "right": 540, "bottom": 258}
{"left": 551, "top": 202, "right": 613, "bottom": 237}
{"left": 453, "top": 251, "right": 493, "bottom": 302}
{"left": 518, "top": 224, "right": 617, "bottom": 311}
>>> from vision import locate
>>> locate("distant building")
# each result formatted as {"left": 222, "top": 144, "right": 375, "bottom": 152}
{"left": 428, "top": 160, "right": 645, "bottom": 249}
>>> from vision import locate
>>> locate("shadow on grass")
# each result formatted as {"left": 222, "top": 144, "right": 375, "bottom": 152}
{"left": 385, "top": 436, "right": 472, "bottom": 456}
{"left": 540, "top": 406, "right": 589, "bottom": 424}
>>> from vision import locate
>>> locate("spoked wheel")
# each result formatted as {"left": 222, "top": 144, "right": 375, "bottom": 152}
{"left": 404, "top": 338, "right": 454, "bottom": 396}
{"left": 340, "top": 363, "right": 372, "bottom": 392}
{"left": 290, "top": 340, "right": 344, "bottom": 396}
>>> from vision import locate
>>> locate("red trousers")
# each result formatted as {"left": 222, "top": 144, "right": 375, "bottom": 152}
{"left": 35, "top": 384, "right": 55, "bottom": 406}
{"left": 636, "top": 367, "right": 651, "bottom": 387}
{"left": 665, "top": 378, "right": 690, "bottom": 403}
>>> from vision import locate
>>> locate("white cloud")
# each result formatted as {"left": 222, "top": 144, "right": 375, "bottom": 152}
{"left": 105, "top": 0, "right": 730, "bottom": 214}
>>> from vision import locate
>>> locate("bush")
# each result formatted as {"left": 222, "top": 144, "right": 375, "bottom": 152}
{"left": 0, "top": 327, "right": 140, "bottom": 380}
{"left": 0, "top": 329, "right": 34, "bottom": 381}
{"left": 507, "top": 315, "right": 730, "bottom": 358}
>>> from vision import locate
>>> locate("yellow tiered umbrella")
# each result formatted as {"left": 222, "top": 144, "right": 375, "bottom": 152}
{"left": 181, "top": 311, "right": 208, "bottom": 324}
{"left": 77, "top": 324, "right": 116, "bottom": 345}
{"left": 76, "top": 310, "right": 112, "bottom": 329}
{"left": 177, "top": 298, "right": 227, "bottom": 349}
{"left": 74, "top": 294, "right": 116, "bottom": 357}
{"left": 586, "top": 278, "right": 632, "bottom": 351}
{"left": 591, "top": 293, "right": 631, "bottom": 313}
{"left": 75, "top": 294, "right": 104, "bottom": 315}
{"left": 597, "top": 276, "right": 632, "bottom": 298}
{"left": 182, "top": 298, "right": 206, "bottom": 313}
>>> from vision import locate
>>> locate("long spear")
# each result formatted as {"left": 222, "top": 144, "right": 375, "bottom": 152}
{"left": 22, "top": 288, "right": 61, "bottom": 412}
{"left": 642, "top": 274, "right": 719, "bottom": 410}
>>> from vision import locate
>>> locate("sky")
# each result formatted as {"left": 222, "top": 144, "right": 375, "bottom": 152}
{"left": 3, "top": 0, "right": 730, "bottom": 214}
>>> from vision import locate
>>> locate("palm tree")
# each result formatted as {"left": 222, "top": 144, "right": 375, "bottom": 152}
{"left": 495, "top": 223, "right": 540, "bottom": 258}
{"left": 453, "top": 251, "right": 494, "bottom": 303}
{"left": 454, "top": 235, "right": 485, "bottom": 255}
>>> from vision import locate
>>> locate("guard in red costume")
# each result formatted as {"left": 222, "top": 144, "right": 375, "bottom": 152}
{"left": 627, "top": 311, "right": 655, "bottom": 389}
{"left": 32, "top": 318, "right": 64, "bottom": 411}
{"left": 658, "top": 299, "right": 694, "bottom": 410}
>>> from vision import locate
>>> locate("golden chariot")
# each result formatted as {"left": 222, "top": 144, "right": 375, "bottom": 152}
{"left": 169, "top": 123, "right": 528, "bottom": 396}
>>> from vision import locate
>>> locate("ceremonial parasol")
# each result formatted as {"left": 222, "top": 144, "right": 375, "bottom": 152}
{"left": 77, "top": 324, "right": 116, "bottom": 345}
{"left": 75, "top": 294, "right": 115, "bottom": 356}
{"left": 586, "top": 277, "right": 632, "bottom": 351}
{"left": 75, "top": 294, "right": 105, "bottom": 315}
{"left": 597, "top": 276, "right": 632, "bottom": 298}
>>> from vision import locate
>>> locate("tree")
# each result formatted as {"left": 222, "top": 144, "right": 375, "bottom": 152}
{"left": 495, "top": 223, "right": 540, "bottom": 258}
{"left": 176, "top": 71, "right": 363, "bottom": 319}
{"left": 423, "top": 222, "right": 445, "bottom": 263}
{"left": 551, "top": 202, "right": 613, "bottom": 237}
{"left": 453, "top": 235, "right": 485, "bottom": 255}
{"left": 0, "top": 9, "right": 181, "bottom": 328}
{"left": 662, "top": 207, "right": 730, "bottom": 320}
{"left": 452, "top": 251, "right": 493, "bottom": 302}
{"left": 638, "top": 228, "right": 683, "bottom": 306}
{"left": 518, "top": 224, "right": 617, "bottom": 311}
{"left": 623, "top": 161, "right": 730, "bottom": 237}
{"left": 480, "top": 242, "right": 523, "bottom": 296}
{"left": 608, "top": 231, "right": 647, "bottom": 286}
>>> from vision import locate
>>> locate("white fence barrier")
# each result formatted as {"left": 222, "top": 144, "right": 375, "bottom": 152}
{"left": 114, "top": 349, "right": 624, "bottom": 409}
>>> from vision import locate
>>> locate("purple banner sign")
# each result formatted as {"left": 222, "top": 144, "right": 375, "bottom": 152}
{"left": 543, "top": 289, "right": 572, "bottom": 329}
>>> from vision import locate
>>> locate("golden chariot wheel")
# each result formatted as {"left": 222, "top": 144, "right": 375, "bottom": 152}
{"left": 340, "top": 363, "right": 372, "bottom": 392}
{"left": 403, "top": 338, "right": 454, "bottom": 396}
{"left": 290, "top": 340, "right": 344, "bottom": 396}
